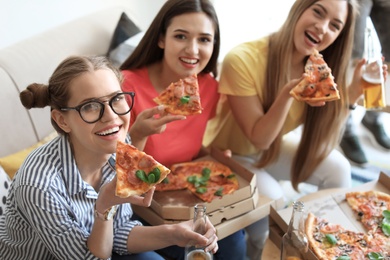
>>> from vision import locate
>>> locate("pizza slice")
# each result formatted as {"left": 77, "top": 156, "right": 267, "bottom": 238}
{"left": 305, "top": 212, "right": 368, "bottom": 259}
{"left": 305, "top": 211, "right": 390, "bottom": 259}
{"left": 115, "top": 141, "right": 171, "bottom": 198}
{"left": 290, "top": 49, "right": 340, "bottom": 102}
{"left": 346, "top": 190, "right": 390, "bottom": 234}
{"left": 153, "top": 74, "right": 203, "bottom": 116}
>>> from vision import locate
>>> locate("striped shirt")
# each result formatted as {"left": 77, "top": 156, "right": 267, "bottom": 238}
{"left": 0, "top": 135, "right": 141, "bottom": 259}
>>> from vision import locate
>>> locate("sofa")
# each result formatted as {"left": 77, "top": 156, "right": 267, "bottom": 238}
{"left": 0, "top": 6, "right": 143, "bottom": 180}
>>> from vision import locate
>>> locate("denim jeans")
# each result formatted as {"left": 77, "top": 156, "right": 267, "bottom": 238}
{"left": 114, "top": 214, "right": 247, "bottom": 260}
{"left": 112, "top": 251, "right": 165, "bottom": 260}
{"left": 157, "top": 230, "right": 246, "bottom": 260}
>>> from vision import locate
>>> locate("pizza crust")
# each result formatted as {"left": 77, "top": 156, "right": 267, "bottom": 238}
{"left": 305, "top": 213, "right": 329, "bottom": 260}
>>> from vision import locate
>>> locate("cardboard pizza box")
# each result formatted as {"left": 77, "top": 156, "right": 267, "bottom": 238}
{"left": 133, "top": 192, "right": 282, "bottom": 240}
{"left": 133, "top": 187, "right": 259, "bottom": 226}
{"left": 146, "top": 147, "right": 258, "bottom": 220}
{"left": 268, "top": 172, "right": 390, "bottom": 260}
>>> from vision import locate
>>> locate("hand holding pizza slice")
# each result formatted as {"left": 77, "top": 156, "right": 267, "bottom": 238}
{"left": 115, "top": 141, "right": 171, "bottom": 198}
{"left": 290, "top": 49, "right": 340, "bottom": 102}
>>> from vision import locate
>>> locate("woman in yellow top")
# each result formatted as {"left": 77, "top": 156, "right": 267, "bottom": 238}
{"left": 203, "top": 0, "right": 368, "bottom": 258}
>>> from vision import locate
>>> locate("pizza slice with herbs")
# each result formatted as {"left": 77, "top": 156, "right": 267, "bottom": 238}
{"left": 153, "top": 74, "right": 203, "bottom": 116}
{"left": 115, "top": 141, "right": 170, "bottom": 198}
{"left": 290, "top": 49, "right": 340, "bottom": 102}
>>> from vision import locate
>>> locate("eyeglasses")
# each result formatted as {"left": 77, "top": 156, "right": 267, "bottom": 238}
{"left": 60, "top": 92, "right": 135, "bottom": 123}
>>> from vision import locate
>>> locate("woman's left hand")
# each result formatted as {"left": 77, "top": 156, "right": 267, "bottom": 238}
{"left": 172, "top": 218, "right": 218, "bottom": 254}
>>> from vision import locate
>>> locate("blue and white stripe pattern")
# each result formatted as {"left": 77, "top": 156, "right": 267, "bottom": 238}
{"left": 0, "top": 135, "right": 141, "bottom": 259}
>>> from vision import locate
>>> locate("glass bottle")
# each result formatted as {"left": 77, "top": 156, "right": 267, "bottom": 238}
{"left": 361, "top": 27, "right": 386, "bottom": 110}
{"left": 185, "top": 204, "right": 213, "bottom": 260}
{"left": 280, "top": 201, "right": 308, "bottom": 260}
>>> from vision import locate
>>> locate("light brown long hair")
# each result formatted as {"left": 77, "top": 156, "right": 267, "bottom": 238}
{"left": 257, "top": 0, "right": 358, "bottom": 190}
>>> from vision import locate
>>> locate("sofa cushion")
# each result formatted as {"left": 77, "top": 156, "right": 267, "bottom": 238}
{"left": 0, "top": 132, "right": 58, "bottom": 179}
{"left": 107, "top": 12, "right": 142, "bottom": 67}
{"left": 108, "top": 31, "right": 144, "bottom": 67}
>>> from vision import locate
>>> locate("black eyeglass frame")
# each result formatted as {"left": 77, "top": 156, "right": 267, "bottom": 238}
{"left": 60, "top": 92, "right": 135, "bottom": 124}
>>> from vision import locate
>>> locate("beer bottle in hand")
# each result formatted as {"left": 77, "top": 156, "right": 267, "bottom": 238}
{"left": 361, "top": 27, "right": 386, "bottom": 109}
{"left": 280, "top": 201, "right": 308, "bottom": 260}
{"left": 185, "top": 204, "right": 213, "bottom": 260}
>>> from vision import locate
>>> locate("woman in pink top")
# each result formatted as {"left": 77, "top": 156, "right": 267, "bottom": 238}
{"left": 120, "top": 0, "right": 246, "bottom": 259}
{"left": 122, "top": 68, "right": 218, "bottom": 168}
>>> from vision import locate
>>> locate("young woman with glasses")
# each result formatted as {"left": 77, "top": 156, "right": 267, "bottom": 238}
{"left": 0, "top": 55, "right": 218, "bottom": 260}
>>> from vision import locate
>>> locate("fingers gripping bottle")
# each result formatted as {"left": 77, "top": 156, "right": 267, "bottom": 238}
{"left": 185, "top": 204, "right": 213, "bottom": 260}
{"left": 280, "top": 201, "right": 308, "bottom": 260}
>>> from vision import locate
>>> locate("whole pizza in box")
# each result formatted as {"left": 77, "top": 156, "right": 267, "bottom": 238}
{"left": 305, "top": 190, "right": 390, "bottom": 259}
{"left": 156, "top": 160, "right": 239, "bottom": 203}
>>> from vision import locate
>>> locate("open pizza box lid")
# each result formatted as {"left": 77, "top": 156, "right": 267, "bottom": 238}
{"left": 147, "top": 147, "right": 258, "bottom": 220}
{"left": 269, "top": 172, "right": 390, "bottom": 260}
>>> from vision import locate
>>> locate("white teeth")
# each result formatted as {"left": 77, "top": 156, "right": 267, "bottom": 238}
{"left": 181, "top": 58, "right": 197, "bottom": 64}
{"left": 97, "top": 126, "right": 119, "bottom": 136}
{"left": 306, "top": 32, "right": 319, "bottom": 43}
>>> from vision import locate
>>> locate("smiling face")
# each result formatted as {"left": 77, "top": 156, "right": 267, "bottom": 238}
{"left": 294, "top": 0, "right": 348, "bottom": 56}
{"left": 56, "top": 69, "right": 130, "bottom": 158}
{"left": 158, "top": 12, "right": 215, "bottom": 78}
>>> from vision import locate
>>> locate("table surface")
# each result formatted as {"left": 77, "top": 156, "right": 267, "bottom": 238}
{"left": 261, "top": 187, "right": 348, "bottom": 259}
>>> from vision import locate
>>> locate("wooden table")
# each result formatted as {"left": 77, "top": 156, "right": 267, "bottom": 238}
{"left": 260, "top": 187, "right": 347, "bottom": 259}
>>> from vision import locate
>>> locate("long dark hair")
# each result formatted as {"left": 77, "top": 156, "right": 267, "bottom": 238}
{"left": 120, "top": 0, "right": 220, "bottom": 77}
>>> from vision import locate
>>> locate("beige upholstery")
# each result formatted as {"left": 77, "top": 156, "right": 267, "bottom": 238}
{"left": 0, "top": 7, "right": 127, "bottom": 157}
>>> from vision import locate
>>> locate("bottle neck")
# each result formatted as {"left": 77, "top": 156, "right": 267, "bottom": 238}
{"left": 193, "top": 204, "right": 207, "bottom": 235}
{"left": 287, "top": 201, "right": 305, "bottom": 235}
{"left": 364, "top": 28, "right": 381, "bottom": 62}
